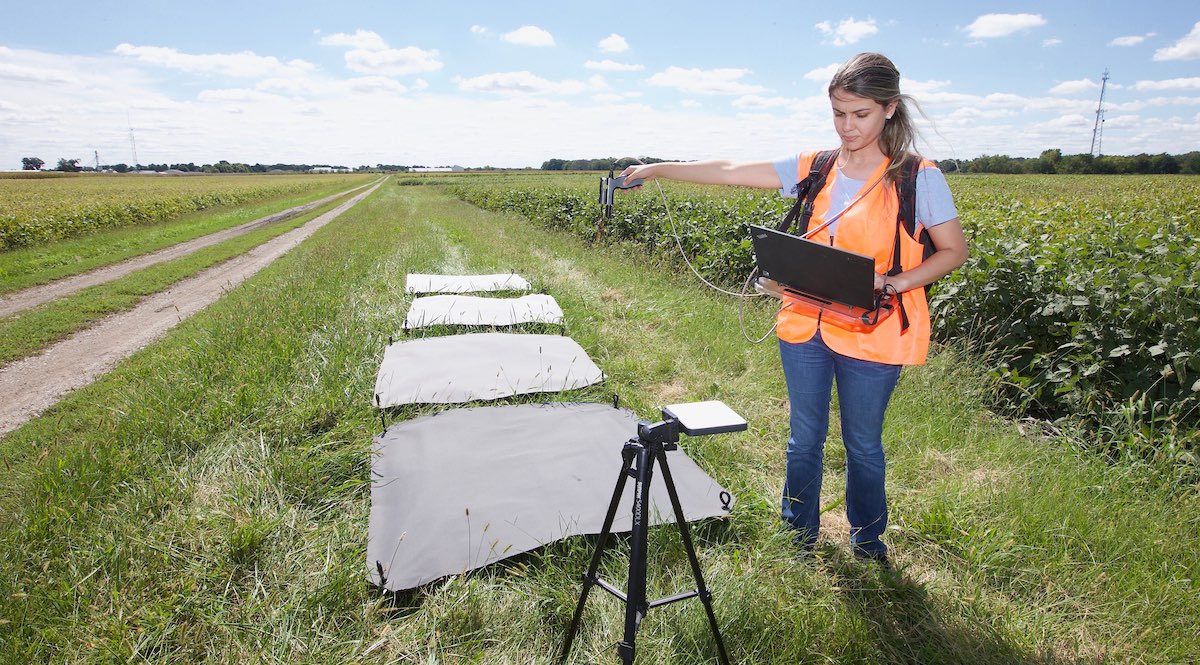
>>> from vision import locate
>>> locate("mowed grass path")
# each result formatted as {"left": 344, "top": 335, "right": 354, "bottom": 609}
{"left": 0, "top": 183, "right": 1196, "bottom": 663}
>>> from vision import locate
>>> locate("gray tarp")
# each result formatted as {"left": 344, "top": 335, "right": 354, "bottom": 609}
{"left": 405, "top": 273, "right": 531, "bottom": 294}
{"left": 367, "top": 402, "right": 735, "bottom": 591}
{"left": 403, "top": 294, "right": 564, "bottom": 330}
{"left": 373, "top": 333, "right": 604, "bottom": 407}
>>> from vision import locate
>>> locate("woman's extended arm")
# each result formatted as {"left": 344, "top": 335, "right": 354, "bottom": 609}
{"left": 620, "top": 160, "right": 782, "bottom": 189}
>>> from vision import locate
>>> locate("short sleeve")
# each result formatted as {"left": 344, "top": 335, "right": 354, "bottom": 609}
{"left": 773, "top": 155, "right": 801, "bottom": 198}
{"left": 915, "top": 166, "right": 958, "bottom": 228}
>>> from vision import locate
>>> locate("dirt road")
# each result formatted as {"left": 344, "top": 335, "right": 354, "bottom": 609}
{"left": 0, "top": 180, "right": 377, "bottom": 318}
{"left": 0, "top": 180, "right": 383, "bottom": 436}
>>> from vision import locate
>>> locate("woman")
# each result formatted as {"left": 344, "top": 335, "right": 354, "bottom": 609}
{"left": 620, "top": 52, "right": 968, "bottom": 563}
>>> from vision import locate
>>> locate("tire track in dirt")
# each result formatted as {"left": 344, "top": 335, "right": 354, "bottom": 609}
{"left": 0, "top": 180, "right": 384, "bottom": 437}
{"left": 0, "top": 179, "right": 380, "bottom": 318}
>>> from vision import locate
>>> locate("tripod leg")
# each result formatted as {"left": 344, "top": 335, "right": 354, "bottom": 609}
{"left": 617, "top": 442, "right": 654, "bottom": 665}
{"left": 560, "top": 443, "right": 637, "bottom": 664}
{"left": 655, "top": 448, "right": 731, "bottom": 665}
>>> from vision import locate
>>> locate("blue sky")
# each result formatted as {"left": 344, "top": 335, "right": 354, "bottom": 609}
{"left": 1, "top": 1, "right": 1198, "bottom": 169}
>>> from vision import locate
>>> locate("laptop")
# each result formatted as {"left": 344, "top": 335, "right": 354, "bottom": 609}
{"left": 748, "top": 224, "right": 892, "bottom": 326}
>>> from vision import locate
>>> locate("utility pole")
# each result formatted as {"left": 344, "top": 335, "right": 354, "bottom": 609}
{"left": 1090, "top": 69, "right": 1109, "bottom": 157}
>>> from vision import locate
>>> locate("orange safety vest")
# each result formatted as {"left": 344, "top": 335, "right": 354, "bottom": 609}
{"left": 776, "top": 151, "right": 933, "bottom": 365}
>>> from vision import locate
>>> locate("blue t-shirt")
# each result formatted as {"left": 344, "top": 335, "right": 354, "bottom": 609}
{"left": 772, "top": 155, "right": 958, "bottom": 237}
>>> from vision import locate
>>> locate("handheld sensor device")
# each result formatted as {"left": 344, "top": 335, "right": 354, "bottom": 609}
{"left": 599, "top": 169, "right": 644, "bottom": 219}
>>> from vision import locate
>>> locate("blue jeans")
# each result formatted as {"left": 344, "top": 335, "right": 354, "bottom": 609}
{"left": 778, "top": 331, "right": 901, "bottom": 556}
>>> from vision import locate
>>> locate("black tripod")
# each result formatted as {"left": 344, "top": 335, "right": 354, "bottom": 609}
{"left": 559, "top": 416, "right": 731, "bottom": 665}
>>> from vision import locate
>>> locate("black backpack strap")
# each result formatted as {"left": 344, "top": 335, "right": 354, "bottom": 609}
{"left": 776, "top": 149, "right": 839, "bottom": 233}
{"left": 886, "top": 154, "right": 923, "bottom": 332}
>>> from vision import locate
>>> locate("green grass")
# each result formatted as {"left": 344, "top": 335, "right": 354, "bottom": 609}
{"left": 0, "top": 183, "right": 1196, "bottom": 663}
{"left": 0, "top": 177, "right": 374, "bottom": 293}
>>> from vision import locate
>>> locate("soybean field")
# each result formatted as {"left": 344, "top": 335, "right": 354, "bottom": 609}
{"left": 0, "top": 174, "right": 1197, "bottom": 663}
{"left": 449, "top": 172, "right": 1200, "bottom": 485}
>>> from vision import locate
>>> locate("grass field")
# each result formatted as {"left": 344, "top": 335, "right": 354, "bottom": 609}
{"left": 1, "top": 180, "right": 1196, "bottom": 663}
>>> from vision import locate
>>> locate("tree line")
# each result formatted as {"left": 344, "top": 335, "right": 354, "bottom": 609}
{"left": 542, "top": 151, "right": 1200, "bottom": 176}
{"left": 19, "top": 157, "right": 419, "bottom": 174}
{"left": 938, "top": 149, "right": 1200, "bottom": 175}
{"left": 540, "top": 157, "right": 669, "bottom": 171}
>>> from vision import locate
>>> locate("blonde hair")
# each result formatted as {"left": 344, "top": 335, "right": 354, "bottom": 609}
{"left": 828, "top": 52, "right": 920, "bottom": 181}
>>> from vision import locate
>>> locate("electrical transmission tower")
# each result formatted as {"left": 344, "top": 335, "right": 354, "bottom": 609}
{"left": 1090, "top": 69, "right": 1109, "bottom": 157}
{"left": 127, "top": 113, "right": 139, "bottom": 168}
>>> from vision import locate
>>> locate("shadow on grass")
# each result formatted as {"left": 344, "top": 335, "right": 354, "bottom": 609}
{"left": 825, "top": 549, "right": 1093, "bottom": 665}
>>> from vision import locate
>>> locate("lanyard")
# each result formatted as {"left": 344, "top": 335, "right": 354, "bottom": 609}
{"left": 801, "top": 168, "right": 886, "bottom": 240}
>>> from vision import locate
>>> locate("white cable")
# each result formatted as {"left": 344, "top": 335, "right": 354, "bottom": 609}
{"left": 623, "top": 158, "right": 782, "bottom": 344}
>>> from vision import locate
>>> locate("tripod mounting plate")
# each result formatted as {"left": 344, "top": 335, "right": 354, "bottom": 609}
{"left": 662, "top": 400, "right": 747, "bottom": 437}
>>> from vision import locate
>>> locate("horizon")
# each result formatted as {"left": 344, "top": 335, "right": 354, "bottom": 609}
{"left": 2, "top": 1, "right": 1199, "bottom": 170}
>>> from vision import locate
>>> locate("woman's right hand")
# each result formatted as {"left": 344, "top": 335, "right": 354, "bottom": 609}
{"left": 619, "top": 164, "right": 657, "bottom": 187}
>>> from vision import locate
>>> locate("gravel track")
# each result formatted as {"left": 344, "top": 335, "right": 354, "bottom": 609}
{"left": 0, "top": 180, "right": 383, "bottom": 436}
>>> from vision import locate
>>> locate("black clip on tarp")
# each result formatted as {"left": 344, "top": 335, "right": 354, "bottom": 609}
{"left": 599, "top": 169, "right": 644, "bottom": 219}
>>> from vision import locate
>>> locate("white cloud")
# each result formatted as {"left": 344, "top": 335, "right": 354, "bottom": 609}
{"left": 646, "top": 66, "right": 768, "bottom": 95}
{"left": 814, "top": 18, "right": 878, "bottom": 46}
{"left": 1154, "top": 21, "right": 1200, "bottom": 61}
{"left": 0, "top": 62, "right": 79, "bottom": 85}
{"left": 113, "top": 43, "right": 315, "bottom": 78}
{"left": 344, "top": 47, "right": 442, "bottom": 76}
{"left": 319, "top": 30, "right": 389, "bottom": 51}
{"left": 732, "top": 95, "right": 799, "bottom": 110}
{"left": 1133, "top": 77, "right": 1200, "bottom": 91}
{"left": 1043, "top": 38, "right": 1062, "bottom": 48}
{"left": 598, "top": 34, "right": 629, "bottom": 53}
{"left": 1049, "top": 78, "right": 1100, "bottom": 95}
{"left": 470, "top": 25, "right": 488, "bottom": 35}
{"left": 502, "top": 26, "right": 555, "bottom": 47}
{"left": 318, "top": 31, "right": 441, "bottom": 77}
{"left": 964, "top": 13, "right": 1046, "bottom": 39}
{"left": 1109, "top": 33, "right": 1155, "bottom": 47}
{"left": 456, "top": 71, "right": 585, "bottom": 95}
{"left": 804, "top": 63, "right": 841, "bottom": 83}
{"left": 584, "top": 59, "right": 644, "bottom": 72}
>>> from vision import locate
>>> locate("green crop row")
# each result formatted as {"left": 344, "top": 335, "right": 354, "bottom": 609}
{"left": 446, "top": 173, "right": 1200, "bottom": 480}
{"left": 0, "top": 174, "right": 365, "bottom": 249}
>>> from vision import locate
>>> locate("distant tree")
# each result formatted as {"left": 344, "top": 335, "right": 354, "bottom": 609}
{"left": 55, "top": 158, "right": 81, "bottom": 172}
{"left": 112, "top": 163, "right": 129, "bottom": 173}
{"left": 21, "top": 157, "right": 44, "bottom": 171}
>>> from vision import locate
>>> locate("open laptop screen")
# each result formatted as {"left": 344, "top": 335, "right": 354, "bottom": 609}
{"left": 748, "top": 224, "right": 878, "bottom": 311}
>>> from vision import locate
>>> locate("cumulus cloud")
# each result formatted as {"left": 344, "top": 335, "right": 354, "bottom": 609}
{"left": 646, "top": 66, "right": 768, "bottom": 95}
{"left": 456, "top": 71, "right": 585, "bottom": 95}
{"left": 502, "top": 26, "right": 555, "bottom": 47}
{"left": 814, "top": 18, "right": 878, "bottom": 46}
{"left": 319, "top": 29, "right": 389, "bottom": 51}
{"left": 470, "top": 25, "right": 488, "bottom": 35}
{"left": 964, "top": 13, "right": 1046, "bottom": 39}
{"left": 1133, "top": 77, "right": 1200, "bottom": 91}
{"left": 732, "top": 95, "right": 799, "bottom": 110}
{"left": 804, "top": 63, "right": 841, "bottom": 83}
{"left": 584, "top": 59, "right": 644, "bottom": 72}
{"left": 0, "top": 62, "right": 79, "bottom": 85}
{"left": 113, "top": 43, "right": 315, "bottom": 78}
{"left": 344, "top": 46, "right": 442, "bottom": 76}
{"left": 1154, "top": 21, "right": 1200, "bottom": 61}
{"left": 1049, "top": 78, "right": 1100, "bottom": 95}
{"left": 1109, "top": 33, "right": 1155, "bottom": 47}
{"left": 598, "top": 34, "right": 629, "bottom": 53}
{"left": 319, "top": 30, "right": 442, "bottom": 77}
